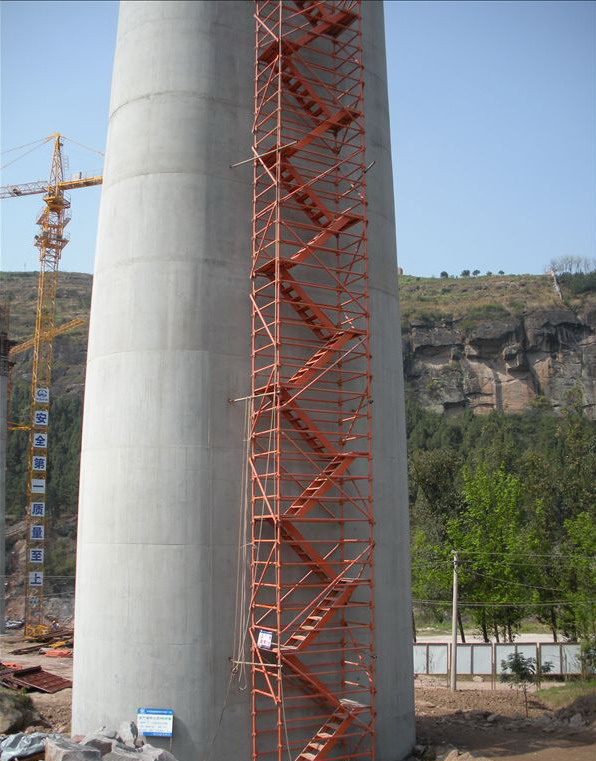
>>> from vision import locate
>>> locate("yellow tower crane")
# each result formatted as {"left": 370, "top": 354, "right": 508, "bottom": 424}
{"left": 1, "top": 132, "right": 102, "bottom": 635}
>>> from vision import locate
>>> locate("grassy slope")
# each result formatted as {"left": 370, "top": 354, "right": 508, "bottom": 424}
{"left": 535, "top": 680, "right": 596, "bottom": 708}
{"left": 398, "top": 272, "right": 593, "bottom": 325}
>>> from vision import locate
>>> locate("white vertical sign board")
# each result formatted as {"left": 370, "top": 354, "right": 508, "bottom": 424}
{"left": 35, "top": 388, "right": 50, "bottom": 404}
{"left": 137, "top": 709, "right": 173, "bottom": 737}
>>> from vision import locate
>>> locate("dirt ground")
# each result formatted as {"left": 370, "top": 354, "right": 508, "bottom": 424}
{"left": 2, "top": 634, "right": 596, "bottom": 759}
{"left": 414, "top": 683, "right": 596, "bottom": 760}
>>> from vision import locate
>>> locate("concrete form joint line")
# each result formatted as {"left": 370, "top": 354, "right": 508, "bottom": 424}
{"left": 109, "top": 90, "right": 252, "bottom": 121}
{"left": 86, "top": 348, "right": 247, "bottom": 362}
{"left": 101, "top": 168, "right": 251, "bottom": 192}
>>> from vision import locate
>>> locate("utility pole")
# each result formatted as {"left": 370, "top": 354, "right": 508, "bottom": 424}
{"left": 450, "top": 550, "right": 459, "bottom": 691}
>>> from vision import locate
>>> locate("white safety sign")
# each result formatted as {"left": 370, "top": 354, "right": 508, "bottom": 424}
{"left": 35, "top": 388, "right": 50, "bottom": 404}
{"left": 257, "top": 630, "right": 273, "bottom": 650}
{"left": 137, "top": 708, "right": 174, "bottom": 737}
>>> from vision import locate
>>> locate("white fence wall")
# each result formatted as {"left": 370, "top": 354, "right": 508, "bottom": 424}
{"left": 413, "top": 642, "right": 583, "bottom": 677}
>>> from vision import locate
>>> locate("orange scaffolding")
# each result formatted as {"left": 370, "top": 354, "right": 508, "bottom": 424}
{"left": 250, "top": 3, "right": 374, "bottom": 760}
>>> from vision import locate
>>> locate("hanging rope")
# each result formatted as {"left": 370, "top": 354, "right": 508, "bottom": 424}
{"left": 232, "top": 395, "right": 253, "bottom": 690}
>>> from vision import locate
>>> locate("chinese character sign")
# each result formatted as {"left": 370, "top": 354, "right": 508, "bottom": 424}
{"left": 31, "top": 502, "right": 45, "bottom": 517}
{"left": 31, "top": 478, "right": 46, "bottom": 494}
{"left": 31, "top": 525, "right": 45, "bottom": 540}
{"left": 34, "top": 433, "right": 48, "bottom": 448}
{"left": 34, "top": 409, "right": 49, "bottom": 426}
{"left": 32, "top": 456, "right": 47, "bottom": 471}
{"left": 34, "top": 388, "right": 50, "bottom": 404}
{"left": 137, "top": 709, "right": 174, "bottom": 738}
{"left": 29, "top": 571, "right": 43, "bottom": 586}
{"left": 257, "top": 630, "right": 273, "bottom": 650}
{"left": 30, "top": 549, "right": 44, "bottom": 563}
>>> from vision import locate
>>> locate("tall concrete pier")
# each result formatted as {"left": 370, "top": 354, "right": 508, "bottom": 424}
{"left": 73, "top": 2, "right": 414, "bottom": 759}
{"left": 363, "top": 4, "right": 416, "bottom": 757}
{"left": 72, "top": 2, "right": 254, "bottom": 758}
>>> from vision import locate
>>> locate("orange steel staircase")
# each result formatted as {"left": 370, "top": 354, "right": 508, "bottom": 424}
{"left": 250, "top": 3, "right": 374, "bottom": 760}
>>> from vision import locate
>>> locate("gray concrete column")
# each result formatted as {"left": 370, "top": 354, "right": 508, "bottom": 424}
{"left": 362, "top": 3, "right": 416, "bottom": 758}
{"left": 71, "top": 3, "right": 253, "bottom": 760}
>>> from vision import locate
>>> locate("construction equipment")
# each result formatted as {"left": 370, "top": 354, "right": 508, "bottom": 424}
{"left": 9, "top": 318, "right": 86, "bottom": 358}
{"left": 7, "top": 318, "right": 87, "bottom": 432}
{"left": 2, "top": 133, "right": 101, "bottom": 636}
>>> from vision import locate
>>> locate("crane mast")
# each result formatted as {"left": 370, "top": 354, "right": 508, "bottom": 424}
{"left": 24, "top": 133, "right": 71, "bottom": 636}
{"left": 2, "top": 134, "right": 101, "bottom": 633}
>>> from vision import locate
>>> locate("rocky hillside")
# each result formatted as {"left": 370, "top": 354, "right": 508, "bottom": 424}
{"left": 3, "top": 271, "right": 91, "bottom": 401}
{"left": 400, "top": 273, "right": 596, "bottom": 418}
{"left": 3, "top": 270, "right": 595, "bottom": 418}
{"left": 2, "top": 269, "right": 595, "bottom": 621}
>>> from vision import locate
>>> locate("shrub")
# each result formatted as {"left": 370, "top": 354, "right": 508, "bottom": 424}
{"left": 500, "top": 653, "right": 553, "bottom": 716}
{"left": 559, "top": 272, "right": 596, "bottom": 295}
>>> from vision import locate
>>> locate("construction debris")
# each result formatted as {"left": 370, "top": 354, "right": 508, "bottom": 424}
{"left": 11, "top": 630, "right": 73, "bottom": 656}
{"left": 25, "top": 630, "right": 74, "bottom": 646}
{"left": 0, "top": 663, "right": 71, "bottom": 693}
{"left": 0, "top": 721, "right": 179, "bottom": 761}
{"left": 45, "top": 737, "right": 99, "bottom": 761}
{"left": 0, "top": 732, "right": 61, "bottom": 761}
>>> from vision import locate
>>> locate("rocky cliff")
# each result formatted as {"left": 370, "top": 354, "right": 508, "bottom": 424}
{"left": 402, "top": 305, "right": 596, "bottom": 418}
{"left": 3, "top": 271, "right": 596, "bottom": 419}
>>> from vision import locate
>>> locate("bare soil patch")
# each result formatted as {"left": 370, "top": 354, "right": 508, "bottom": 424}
{"left": 415, "top": 684, "right": 596, "bottom": 760}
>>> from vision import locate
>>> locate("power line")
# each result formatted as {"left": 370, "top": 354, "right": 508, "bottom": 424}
{"left": 412, "top": 557, "right": 596, "bottom": 570}
{"left": 417, "top": 549, "right": 595, "bottom": 559}
{"left": 413, "top": 599, "right": 596, "bottom": 607}
{"left": 470, "top": 570, "right": 567, "bottom": 594}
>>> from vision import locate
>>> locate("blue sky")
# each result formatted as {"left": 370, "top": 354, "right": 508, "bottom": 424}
{"left": 1, "top": 0, "right": 594, "bottom": 277}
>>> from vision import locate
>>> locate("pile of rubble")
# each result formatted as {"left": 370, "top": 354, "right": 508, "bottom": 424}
{"left": 407, "top": 745, "right": 493, "bottom": 761}
{"left": 431, "top": 706, "right": 596, "bottom": 733}
{"left": 0, "top": 722, "right": 178, "bottom": 761}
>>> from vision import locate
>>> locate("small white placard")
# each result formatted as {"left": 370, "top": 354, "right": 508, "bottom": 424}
{"left": 34, "top": 409, "right": 49, "bottom": 426}
{"left": 32, "top": 456, "right": 47, "bottom": 471}
{"left": 257, "top": 630, "right": 273, "bottom": 650}
{"left": 35, "top": 388, "right": 50, "bottom": 404}
{"left": 137, "top": 708, "right": 173, "bottom": 737}
{"left": 29, "top": 571, "right": 43, "bottom": 587}
{"left": 34, "top": 433, "right": 48, "bottom": 448}
{"left": 31, "top": 478, "right": 46, "bottom": 494}
{"left": 31, "top": 501, "right": 46, "bottom": 517}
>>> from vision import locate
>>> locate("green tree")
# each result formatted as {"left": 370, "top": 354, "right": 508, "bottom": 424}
{"left": 440, "top": 271, "right": 449, "bottom": 278}
{"left": 447, "top": 465, "right": 530, "bottom": 641}
{"left": 409, "top": 449, "right": 463, "bottom": 631}
{"left": 499, "top": 653, "right": 552, "bottom": 715}
{"left": 560, "top": 512, "right": 596, "bottom": 640}
{"left": 556, "top": 388, "right": 596, "bottom": 519}
{"left": 460, "top": 269, "right": 471, "bottom": 277}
